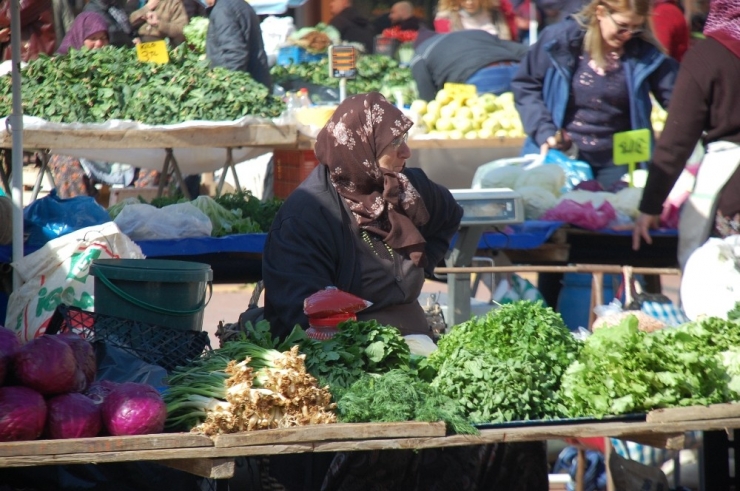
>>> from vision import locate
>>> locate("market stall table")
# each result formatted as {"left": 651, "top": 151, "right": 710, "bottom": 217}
{"left": 1, "top": 406, "right": 740, "bottom": 489}
{"left": 0, "top": 120, "right": 298, "bottom": 200}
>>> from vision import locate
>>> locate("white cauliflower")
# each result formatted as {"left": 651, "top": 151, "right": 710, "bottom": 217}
{"left": 474, "top": 165, "right": 523, "bottom": 190}
{"left": 517, "top": 186, "right": 558, "bottom": 219}
{"left": 514, "top": 164, "right": 566, "bottom": 196}
{"left": 610, "top": 187, "right": 644, "bottom": 219}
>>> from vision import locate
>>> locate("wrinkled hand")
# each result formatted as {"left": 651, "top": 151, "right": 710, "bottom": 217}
{"left": 145, "top": 11, "right": 159, "bottom": 26}
{"left": 0, "top": 28, "right": 10, "bottom": 43}
{"left": 146, "top": 0, "right": 159, "bottom": 10}
{"left": 632, "top": 213, "right": 660, "bottom": 251}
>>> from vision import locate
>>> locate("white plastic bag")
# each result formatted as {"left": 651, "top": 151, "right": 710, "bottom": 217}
{"left": 5, "top": 222, "right": 144, "bottom": 342}
{"left": 114, "top": 202, "right": 212, "bottom": 240}
{"left": 681, "top": 235, "right": 740, "bottom": 320}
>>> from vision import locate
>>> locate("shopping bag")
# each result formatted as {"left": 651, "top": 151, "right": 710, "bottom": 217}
{"left": 23, "top": 189, "right": 112, "bottom": 248}
{"left": 5, "top": 222, "right": 144, "bottom": 342}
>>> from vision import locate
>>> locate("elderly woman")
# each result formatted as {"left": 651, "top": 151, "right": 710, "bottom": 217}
{"left": 263, "top": 92, "right": 463, "bottom": 338}
{"left": 57, "top": 11, "right": 110, "bottom": 54}
{"left": 262, "top": 92, "right": 548, "bottom": 490}
{"left": 434, "top": 0, "right": 517, "bottom": 41}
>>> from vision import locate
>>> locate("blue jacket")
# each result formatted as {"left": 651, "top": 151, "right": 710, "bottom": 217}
{"left": 512, "top": 17, "right": 678, "bottom": 156}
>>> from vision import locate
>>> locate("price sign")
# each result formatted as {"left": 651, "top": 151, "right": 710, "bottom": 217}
{"left": 136, "top": 40, "right": 170, "bottom": 64}
{"left": 329, "top": 45, "right": 357, "bottom": 78}
{"left": 613, "top": 129, "right": 651, "bottom": 187}
{"left": 443, "top": 83, "right": 477, "bottom": 101}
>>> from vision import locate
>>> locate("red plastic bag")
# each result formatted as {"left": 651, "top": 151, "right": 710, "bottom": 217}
{"left": 541, "top": 199, "right": 617, "bottom": 230}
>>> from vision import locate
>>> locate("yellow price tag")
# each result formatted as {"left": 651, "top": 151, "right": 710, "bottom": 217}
{"left": 443, "top": 83, "right": 477, "bottom": 101}
{"left": 136, "top": 40, "right": 170, "bottom": 64}
{"left": 613, "top": 128, "right": 651, "bottom": 187}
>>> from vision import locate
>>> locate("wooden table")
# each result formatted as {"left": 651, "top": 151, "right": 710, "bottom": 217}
{"left": 2, "top": 405, "right": 740, "bottom": 484}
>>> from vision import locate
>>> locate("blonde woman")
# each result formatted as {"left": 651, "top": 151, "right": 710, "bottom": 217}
{"left": 511, "top": 0, "right": 679, "bottom": 187}
{"left": 434, "top": 0, "right": 517, "bottom": 41}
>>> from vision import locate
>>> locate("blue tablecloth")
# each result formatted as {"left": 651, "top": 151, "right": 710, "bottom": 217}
{"left": 0, "top": 221, "right": 678, "bottom": 263}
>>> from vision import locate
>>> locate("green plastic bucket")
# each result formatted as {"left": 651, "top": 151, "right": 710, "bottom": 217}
{"left": 89, "top": 259, "right": 213, "bottom": 331}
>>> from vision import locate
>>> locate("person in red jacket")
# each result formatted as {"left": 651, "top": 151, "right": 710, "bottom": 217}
{"left": 0, "top": 0, "right": 56, "bottom": 62}
{"left": 652, "top": 0, "right": 689, "bottom": 61}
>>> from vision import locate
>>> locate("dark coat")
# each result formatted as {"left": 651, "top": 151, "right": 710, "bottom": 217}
{"left": 205, "top": 0, "right": 271, "bottom": 88}
{"left": 329, "top": 6, "right": 376, "bottom": 53}
{"left": 263, "top": 164, "right": 462, "bottom": 339}
{"left": 410, "top": 30, "right": 528, "bottom": 101}
{"left": 82, "top": 0, "right": 134, "bottom": 47}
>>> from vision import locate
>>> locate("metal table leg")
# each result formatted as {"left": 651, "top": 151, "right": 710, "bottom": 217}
{"left": 157, "top": 148, "right": 191, "bottom": 200}
{"left": 30, "top": 151, "right": 54, "bottom": 201}
{"left": 216, "top": 147, "right": 242, "bottom": 197}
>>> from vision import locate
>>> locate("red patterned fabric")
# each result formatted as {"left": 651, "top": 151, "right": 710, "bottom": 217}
{"left": 704, "top": 0, "right": 740, "bottom": 58}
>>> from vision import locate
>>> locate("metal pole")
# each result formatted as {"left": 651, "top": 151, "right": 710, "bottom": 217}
{"left": 9, "top": 0, "right": 24, "bottom": 291}
{"left": 339, "top": 78, "right": 347, "bottom": 104}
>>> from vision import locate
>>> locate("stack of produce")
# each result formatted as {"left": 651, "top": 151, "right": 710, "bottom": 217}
{"left": 287, "top": 24, "right": 340, "bottom": 54}
{"left": 164, "top": 343, "right": 336, "bottom": 435}
{"left": 0, "top": 327, "right": 166, "bottom": 441}
{"left": 0, "top": 45, "right": 285, "bottom": 125}
{"left": 560, "top": 315, "right": 740, "bottom": 418}
{"left": 410, "top": 90, "right": 524, "bottom": 139}
{"left": 107, "top": 191, "right": 283, "bottom": 236}
{"left": 270, "top": 55, "right": 417, "bottom": 105}
{"left": 423, "top": 301, "right": 582, "bottom": 424}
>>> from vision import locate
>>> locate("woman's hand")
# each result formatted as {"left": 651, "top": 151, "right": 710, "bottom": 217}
{"left": 632, "top": 212, "right": 660, "bottom": 251}
{"left": 0, "top": 28, "right": 10, "bottom": 43}
{"left": 541, "top": 130, "right": 573, "bottom": 156}
{"left": 145, "top": 0, "right": 159, "bottom": 10}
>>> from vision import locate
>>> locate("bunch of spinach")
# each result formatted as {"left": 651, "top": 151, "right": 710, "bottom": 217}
{"left": 426, "top": 301, "right": 581, "bottom": 423}
{"left": 0, "top": 45, "right": 284, "bottom": 125}
{"left": 559, "top": 316, "right": 740, "bottom": 418}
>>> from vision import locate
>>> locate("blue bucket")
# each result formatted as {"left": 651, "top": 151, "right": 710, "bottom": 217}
{"left": 557, "top": 273, "right": 619, "bottom": 331}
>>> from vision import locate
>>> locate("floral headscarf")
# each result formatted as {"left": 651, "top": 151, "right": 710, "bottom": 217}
{"left": 314, "top": 92, "right": 430, "bottom": 266}
{"left": 704, "top": 0, "right": 740, "bottom": 58}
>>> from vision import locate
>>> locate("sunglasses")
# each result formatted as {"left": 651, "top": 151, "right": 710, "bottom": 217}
{"left": 604, "top": 9, "right": 644, "bottom": 37}
{"left": 390, "top": 133, "right": 409, "bottom": 148}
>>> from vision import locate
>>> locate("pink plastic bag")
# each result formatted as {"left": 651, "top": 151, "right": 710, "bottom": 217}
{"left": 541, "top": 199, "right": 617, "bottom": 230}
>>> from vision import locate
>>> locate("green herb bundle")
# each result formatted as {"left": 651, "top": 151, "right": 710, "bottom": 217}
{"left": 0, "top": 45, "right": 285, "bottom": 125}
{"left": 426, "top": 301, "right": 582, "bottom": 423}
{"left": 336, "top": 369, "right": 478, "bottom": 435}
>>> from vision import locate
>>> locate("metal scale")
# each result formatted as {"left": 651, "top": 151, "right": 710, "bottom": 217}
{"left": 443, "top": 188, "right": 525, "bottom": 327}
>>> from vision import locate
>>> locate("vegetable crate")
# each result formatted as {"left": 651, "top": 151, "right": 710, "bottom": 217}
{"left": 273, "top": 149, "right": 319, "bottom": 199}
{"left": 276, "top": 46, "right": 327, "bottom": 66}
{"left": 47, "top": 304, "right": 211, "bottom": 372}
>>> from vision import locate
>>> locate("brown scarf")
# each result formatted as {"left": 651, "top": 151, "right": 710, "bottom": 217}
{"left": 314, "top": 92, "right": 430, "bottom": 266}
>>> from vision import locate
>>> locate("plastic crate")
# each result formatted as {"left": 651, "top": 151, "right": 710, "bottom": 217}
{"left": 47, "top": 304, "right": 211, "bottom": 372}
{"left": 273, "top": 149, "right": 319, "bottom": 199}
{"left": 276, "top": 46, "right": 327, "bottom": 66}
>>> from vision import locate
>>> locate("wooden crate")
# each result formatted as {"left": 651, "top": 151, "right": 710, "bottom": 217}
{"left": 273, "top": 149, "right": 319, "bottom": 199}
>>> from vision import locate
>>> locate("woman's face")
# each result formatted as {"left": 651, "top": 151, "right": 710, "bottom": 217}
{"left": 84, "top": 31, "right": 109, "bottom": 50}
{"left": 377, "top": 133, "right": 411, "bottom": 173}
{"left": 596, "top": 5, "right": 645, "bottom": 51}
{"left": 461, "top": 0, "right": 480, "bottom": 14}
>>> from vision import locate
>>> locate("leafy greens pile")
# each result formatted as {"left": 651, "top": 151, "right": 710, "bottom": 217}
{"left": 0, "top": 45, "right": 284, "bottom": 125}
{"left": 560, "top": 315, "right": 740, "bottom": 418}
{"left": 425, "top": 301, "right": 582, "bottom": 424}
{"left": 270, "top": 55, "right": 417, "bottom": 104}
